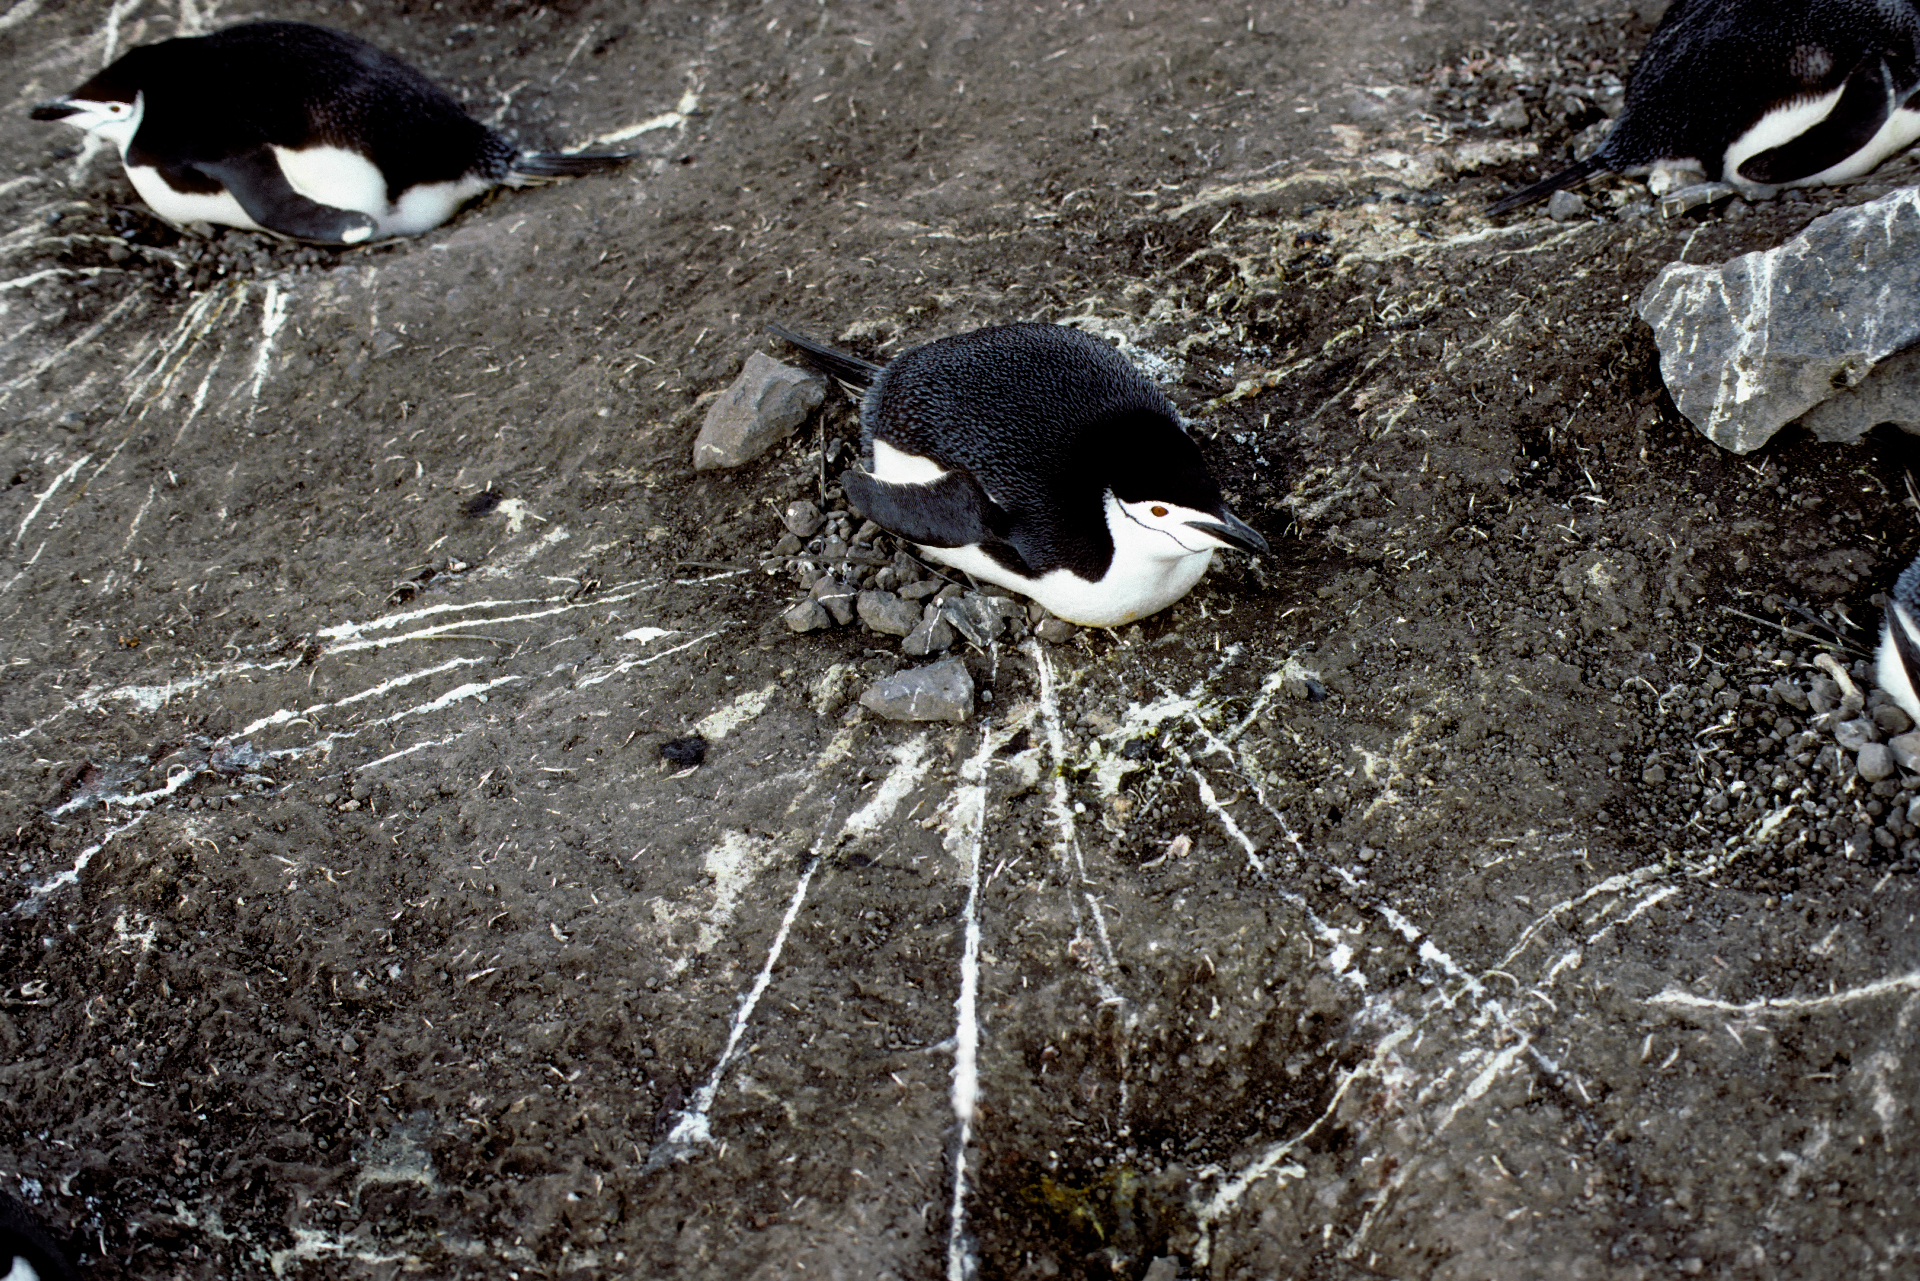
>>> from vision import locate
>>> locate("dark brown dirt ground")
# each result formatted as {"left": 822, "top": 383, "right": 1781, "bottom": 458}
{"left": 3, "top": 1, "right": 1920, "bottom": 1278}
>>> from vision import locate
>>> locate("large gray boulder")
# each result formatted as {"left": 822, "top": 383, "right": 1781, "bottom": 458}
{"left": 1636, "top": 188, "right": 1920, "bottom": 453}
{"left": 692, "top": 352, "right": 825, "bottom": 470}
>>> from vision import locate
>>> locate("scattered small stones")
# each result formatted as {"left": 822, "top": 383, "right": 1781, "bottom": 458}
{"left": 859, "top": 658, "right": 974, "bottom": 723}
{"left": 660, "top": 736, "right": 708, "bottom": 769}
{"left": 692, "top": 352, "right": 825, "bottom": 470}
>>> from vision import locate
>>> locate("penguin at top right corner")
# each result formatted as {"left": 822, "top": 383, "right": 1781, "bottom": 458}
{"left": 1490, "top": 0, "right": 1920, "bottom": 214}
{"left": 1, "top": 1189, "right": 82, "bottom": 1281}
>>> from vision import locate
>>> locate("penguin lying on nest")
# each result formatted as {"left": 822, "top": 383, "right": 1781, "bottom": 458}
{"left": 1, "top": 1189, "right": 81, "bottom": 1281}
{"left": 1491, "top": 0, "right": 1920, "bottom": 214}
{"left": 30, "top": 20, "right": 636, "bottom": 244}
{"left": 770, "top": 322, "right": 1269, "bottom": 628}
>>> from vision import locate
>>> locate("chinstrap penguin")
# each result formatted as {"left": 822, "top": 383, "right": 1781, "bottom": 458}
{"left": 30, "top": 20, "right": 636, "bottom": 244}
{"left": 1490, "top": 0, "right": 1920, "bottom": 213}
{"left": 1876, "top": 550, "right": 1920, "bottom": 721}
{"left": 1, "top": 1190, "right": 80, "bottom": 1281}
{"left": 769, "top": 321, "right": 1269, "bottom": 628}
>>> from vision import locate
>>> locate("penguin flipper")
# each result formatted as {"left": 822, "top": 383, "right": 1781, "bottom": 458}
{"left": 1737, "top": 57, "right": 1894, "bottom": 185}
{"left": 768, "top": 322, "right": 883, "bottom": 394}
{"left": 842, "top": 467, "right": 1016, "bottom": 557}
{"left": 197, "top": 149, "right": 377, "bottom": 244}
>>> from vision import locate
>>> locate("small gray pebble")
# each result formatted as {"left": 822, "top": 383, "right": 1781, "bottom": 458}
{"left": 1874, "top": 703, "right": 1913, "bottom": 735}
{"left": 1642, "top": 764, "right": 1667, "bottom": 786}
{"left": 1891, "top": 731, "right": 1920, "bottom": 773}
{"left": 811, "top": 575, "right": 857, "bottom": 626}
{"left": 1834, "top": 718, "right": 1877, "bottom": 752}
{"left": 1859, "top": 742, "right": 1895, "bottom": 782}
{"left": 783, "top": 500, "right": 824, "bottom": 537}
{"left": 783, "top": 598, "right": 831, "bottom": 633}
{"left": 1546, "top": 189, "right": 1586, "bottom": 222}
{"left": 901, "top": 611, "right": 956, "bottom": 657}
{"left": 1770, "top": 678, "right": 1809, "bottom": 710}
{"left": 899, "top": 578, "right": 943, "bottom": 601}
{"left": 857, "top": 589, "right": 920, "bottom": 636}
{"left": 773, "top": 533, "right": 805, "bottom": 557}
{"left": 1036, "top": 617, "right": 1079, "bottom": 643}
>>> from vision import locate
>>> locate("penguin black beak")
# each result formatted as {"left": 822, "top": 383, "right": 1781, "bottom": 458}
{"left": 1187, "top": 511, "right": 1269, "bottom": 555}
{"left": 30, "top": 100, "right": 78, "bottom": 122}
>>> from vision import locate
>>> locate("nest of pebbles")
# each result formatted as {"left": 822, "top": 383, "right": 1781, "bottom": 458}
{"left": 763, "top": 455, "right": 1080, "bottom": 655}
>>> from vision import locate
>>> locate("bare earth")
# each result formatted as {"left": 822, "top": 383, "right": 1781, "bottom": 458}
{"left": 3, "top": 1, "right": 1919, "bottom": 1278}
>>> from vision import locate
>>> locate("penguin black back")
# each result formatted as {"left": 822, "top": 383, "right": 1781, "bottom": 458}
{"left": 1491, "top": 0, "right": 1920, "bottom": 212}
{"left": 1, "top": 1190, "right": 81, "bottom": 1281}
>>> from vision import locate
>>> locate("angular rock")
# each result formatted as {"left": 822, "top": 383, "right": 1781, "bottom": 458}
{"left": 1874, "top": 701, "right": 1914, "bottom": 735}
{"left": 899, "top": 578, "right": 943, "bottom": 602}
{"left": 859, "top": 658, "right": 974, "bottom": 723}
{"left": 857, "top": 589, "right": 920, "bottom": 636}
{"left": 900, "top": 609, "right": 955, "bottom": 657}
{"left": 811, "top": 575, "right": 857, "bottom": 626}
{"left": 1769, "top": 678, "right": 1809, "bottom": 711}
{"left": 692, "top": 352, "right": 825, "bottom": 470}
{"left": 1637, "top": 188, "right": 1920, "bottom": 453}
{"left": 783, "top": 598, "right": 831, "bottom": 633}
{"left": 1857, "top": 741, "right": 1894, "bottom": 783}
{"left": 1801, "top": 342, "right": 1920, "bottom": 442}
{"left": 1035, "top": 617, "right": 1078, "bottom": 643}
{"left": 942, "top": 594, "right": 1008, "bottom": 648}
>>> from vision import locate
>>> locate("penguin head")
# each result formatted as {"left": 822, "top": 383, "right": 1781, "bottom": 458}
{"left": 1103, "top": 416, "right": 1269, "bottom": 560}
{"left": 30, "top": 89, "right": 142, "bottom": 146}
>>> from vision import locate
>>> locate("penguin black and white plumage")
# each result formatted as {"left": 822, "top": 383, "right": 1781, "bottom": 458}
{"left": 1, "top": 1190, "right": 81, "bottom": 1281}
{"left": 1490, "top": 0, "right": 1920, "bottom": 213}
{"left": 769, "top": 322, "right": 1270, "bottom": 628}
{"left": 1876, "top": 550, "right": 1920, "bottom": 720}
{"left": 29, "top": 21, "right": 635, "bottom": 244}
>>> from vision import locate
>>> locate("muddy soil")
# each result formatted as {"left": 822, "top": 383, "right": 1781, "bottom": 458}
{"left": 3, "top": 1, "right": 1919, "bottom": 1278}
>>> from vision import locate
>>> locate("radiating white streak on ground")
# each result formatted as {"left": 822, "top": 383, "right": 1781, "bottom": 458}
{"left": 322, "top": 588, "right": 653, "bottom": 655}
{"left": 649, "top": 727, "right": 872, "bottom": 1162}
{"left": 944, "top": 721, "right": 1011, "bottom": 1281}
{"left": 120, "top": 482, "right": 156, "bottom": 552}
{"left": 692, "top": 683, "right": 777, "bottom": 742}
{"left": 0, "top": 290, "right": 140, "bottom": 399}
{"left": 248, "top": 280, "right": 288, "bottom": 400}
{"left": 2, "top": 655, "right": 302, "bottom": 742}
{"left": 11, "top": 809, "right": 151, "bottom": 914}
{"left": 359, "top": 725, "right": 487, "bottom": 772}
{"left": 240, "top": 656, "right": 493, "bottom": 736}
{"left": 315, "top": 591, "right": 571, "bottom": 642}
{"left": 0, "top": 0, "right": 43, "bottom": 34}
{"left": 10, "top": 453, "right": 88, "bottom": 547}
{"left": 1648, "top": 967, "right": 1920, "bottom": 1015}
{"left": 573, "top": 631, "right": 720, "bottom": 687}
{"left": 842, "top": 734, "right": 932, "bottom": 840}
{"left": 1029, "top": 641, "right": 1122, "bottom": 984}
{"left": 586, "top": 87, "right": 701, "bottom": 145}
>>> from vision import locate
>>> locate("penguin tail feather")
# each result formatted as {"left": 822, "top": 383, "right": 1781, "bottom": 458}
{"left": 509, "top": 150, "right": 640, "bottom": 182}
{"left": 766, "top": 321, "right": 883, "bottom": 392}
{"left": 1486, "top": 156, "right": 1607, "bottom": 215}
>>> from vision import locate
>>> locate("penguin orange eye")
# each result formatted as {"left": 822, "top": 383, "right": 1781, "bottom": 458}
{"left": 1151, "top": 505, "right": 1168, "bottom": 517}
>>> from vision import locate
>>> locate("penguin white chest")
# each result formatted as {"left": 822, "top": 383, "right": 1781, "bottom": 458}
{"left": 123, "top": 160, "right": 264, "bottom": 232}
{"left": 1723, "top": 86, "right": 1920, "bottom": 192}
{"left": 917, "top": 492, "right": 1217, "bottom": 628}
{"left": 5, "top": 1254, "right": 44, "bottom": 1281}
{"left": 1876, "top": 600, "right": 1920, "bottom": 721}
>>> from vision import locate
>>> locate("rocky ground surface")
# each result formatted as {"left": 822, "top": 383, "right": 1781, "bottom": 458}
{"left": 3, "top": 1, "right": 1920, "bottom": 1278}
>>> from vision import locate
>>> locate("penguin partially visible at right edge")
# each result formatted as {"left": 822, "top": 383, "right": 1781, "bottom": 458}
{"left": 1875, "top": 550, "right": 1920, "bottom": 721}
{"left": 30, "top": 21, "right": 637, "bottom": 245}
{"left": 1490, "top": 0, "right": 1920, "bottom": 214}
{"left": 1, "top": 1190, "right": 81, "bottom": 1281}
